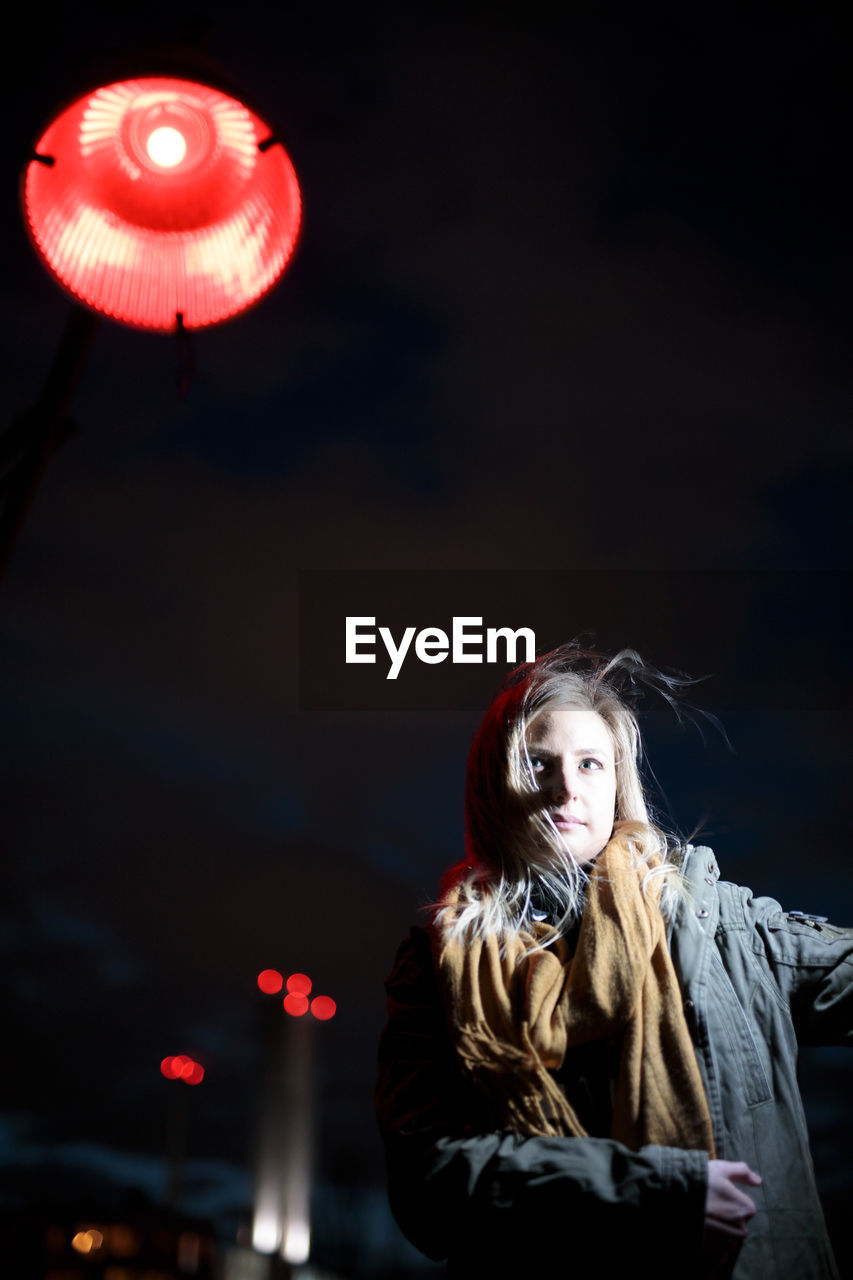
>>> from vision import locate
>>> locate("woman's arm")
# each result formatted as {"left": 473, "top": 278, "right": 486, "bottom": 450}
{"left": 376, "top": 927, "right": 709, "bottom": 1271}
{"left": 740, "top": 891, "right": 853, "bottom": 1045}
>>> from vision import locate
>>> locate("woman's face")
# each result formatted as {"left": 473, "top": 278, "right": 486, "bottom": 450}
{"left": 525, "top": 705, "right": 617, "bottom": 865}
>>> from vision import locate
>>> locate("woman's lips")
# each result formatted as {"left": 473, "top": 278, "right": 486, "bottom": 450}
{"left": 551, "top": 813, "right": 585, "bottom": 827}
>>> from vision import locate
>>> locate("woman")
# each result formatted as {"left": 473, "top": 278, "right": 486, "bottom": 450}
{"left": 375, "top": 643, "right": 851, "bottom": 1278}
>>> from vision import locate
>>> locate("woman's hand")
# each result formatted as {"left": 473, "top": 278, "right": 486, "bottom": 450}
{"left": 701, "top": 1160, "right": 762, "bottom": 1277}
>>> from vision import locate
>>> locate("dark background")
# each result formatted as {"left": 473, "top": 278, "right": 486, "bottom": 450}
{"left": 1, "top": 5, "right": 851, "bottom": 1275}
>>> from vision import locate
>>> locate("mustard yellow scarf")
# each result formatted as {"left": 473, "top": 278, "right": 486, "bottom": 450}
{"left": 433, "top": 832, "right": 715, "bottom": 1154}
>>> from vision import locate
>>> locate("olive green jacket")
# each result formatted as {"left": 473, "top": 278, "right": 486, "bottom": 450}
{"left": 375, "top": 846, "right": 852, "bottom": 1278}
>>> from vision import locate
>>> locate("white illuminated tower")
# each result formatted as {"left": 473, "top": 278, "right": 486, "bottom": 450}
{"left": 251, "top": 971, "right": 336, "bottom": 1268}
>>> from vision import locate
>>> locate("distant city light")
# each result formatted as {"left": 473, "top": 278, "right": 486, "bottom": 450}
{"left": 71, "top": 1229, "right": 104, "bottom": 1255}
{"left": 160, "top": 1054, "right": 204, "bottom": 1084}
{"left": 283, "top": 992, "right": 309, "bottom": 1017}
{"left": 177, "top": 1231, "right": 202, "bottom": 1271}
{"left": 259, "top": 969, "right": 335, "bottom": 1021}
{"left": 258, "top": 968, "right": 284, "bottom": 995}
{"left": 252, "top": 1204, "right": 282, "bottom": 1255}
{"left": 286, "top": 972, "right": 312, "bottom": 996}
{"left": 310, "top": 995, "right": 336, "bottom": 1021}
{"left": 283, "top": 1218, "right": 310, "bottom": 1265}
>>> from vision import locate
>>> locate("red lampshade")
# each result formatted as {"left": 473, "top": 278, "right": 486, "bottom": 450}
{"left": 22, "top": 77, "right": 302, "bottom": 331}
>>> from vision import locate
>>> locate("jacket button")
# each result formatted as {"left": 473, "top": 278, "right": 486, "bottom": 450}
{"left": 704, "top": 877, "right": 714, "bottom": 885}
{"left": 696, "top": 908, "right": 709, "bottom": 919}
{"left": 707, "top": 861, "right": 714, "bottom": 873}
{"left": 684, "top": 999, "right": 695, "bottom": 1013}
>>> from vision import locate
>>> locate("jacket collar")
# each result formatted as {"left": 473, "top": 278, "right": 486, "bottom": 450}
{"left": 667, "top": 843, "right": 720, "bottom": 966}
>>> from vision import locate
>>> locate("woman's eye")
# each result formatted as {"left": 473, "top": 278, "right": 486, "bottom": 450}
{"left": 580, "top": 757, "right": 603, "bottom": 770}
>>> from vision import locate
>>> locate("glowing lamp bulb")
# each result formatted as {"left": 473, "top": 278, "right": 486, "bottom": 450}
{"left": 146, "top": 125, "right": 187, "bottom": 167}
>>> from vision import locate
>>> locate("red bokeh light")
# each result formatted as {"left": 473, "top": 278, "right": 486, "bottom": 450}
{"left": 161, "top": 1054, "right": 204, "bottom": 1084}
{"left": 23, "top": 77, "right": 301, "bottom": 331}
{"left": 257, "top": 968, "right": 284, "bottom": 995}
{"left": 310, "top": 995, "right": 336, "bottom": 1021}
{"left": 184, "top": 1061, "right": 205, "bottom": 1086}
{"left": 286, "top": 972, "right": 312, "bottom": 996}
{"left": 283, "top": 992, "right": 309, "bottom": 1017}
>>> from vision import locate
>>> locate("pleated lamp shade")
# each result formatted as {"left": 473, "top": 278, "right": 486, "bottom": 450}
{"left": 22, "top": 77, "right": 302, "bottom": 331}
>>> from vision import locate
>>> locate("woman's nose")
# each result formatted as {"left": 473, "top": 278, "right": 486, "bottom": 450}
{"left": 552, "top": 765, "right": 576, "bottom": 802}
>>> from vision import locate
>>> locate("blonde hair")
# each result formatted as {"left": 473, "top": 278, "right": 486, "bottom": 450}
{"left": 436, "top": 643, "right": 688, "bottom": 946}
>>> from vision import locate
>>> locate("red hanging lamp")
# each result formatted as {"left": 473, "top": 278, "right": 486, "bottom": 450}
{"left": 22, "top": 74, "right": 302, "bottom": 332}
{"left": 3, "top": 50, "right": 304, "bottom": 582}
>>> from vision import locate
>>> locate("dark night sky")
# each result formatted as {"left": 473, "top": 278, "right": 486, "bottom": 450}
{"left": 1, "top": 5, "right": 851, "bottom": 1274}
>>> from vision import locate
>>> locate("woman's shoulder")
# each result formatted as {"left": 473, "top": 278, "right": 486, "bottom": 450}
{"left": 677, "top": 846, "right": 849, "bottom": 938}
{"left": 674, "top": 842, "right": 719, "bottom": 880}
{"left": 384, "top": 924, "right": 439, "bottom": 1001}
